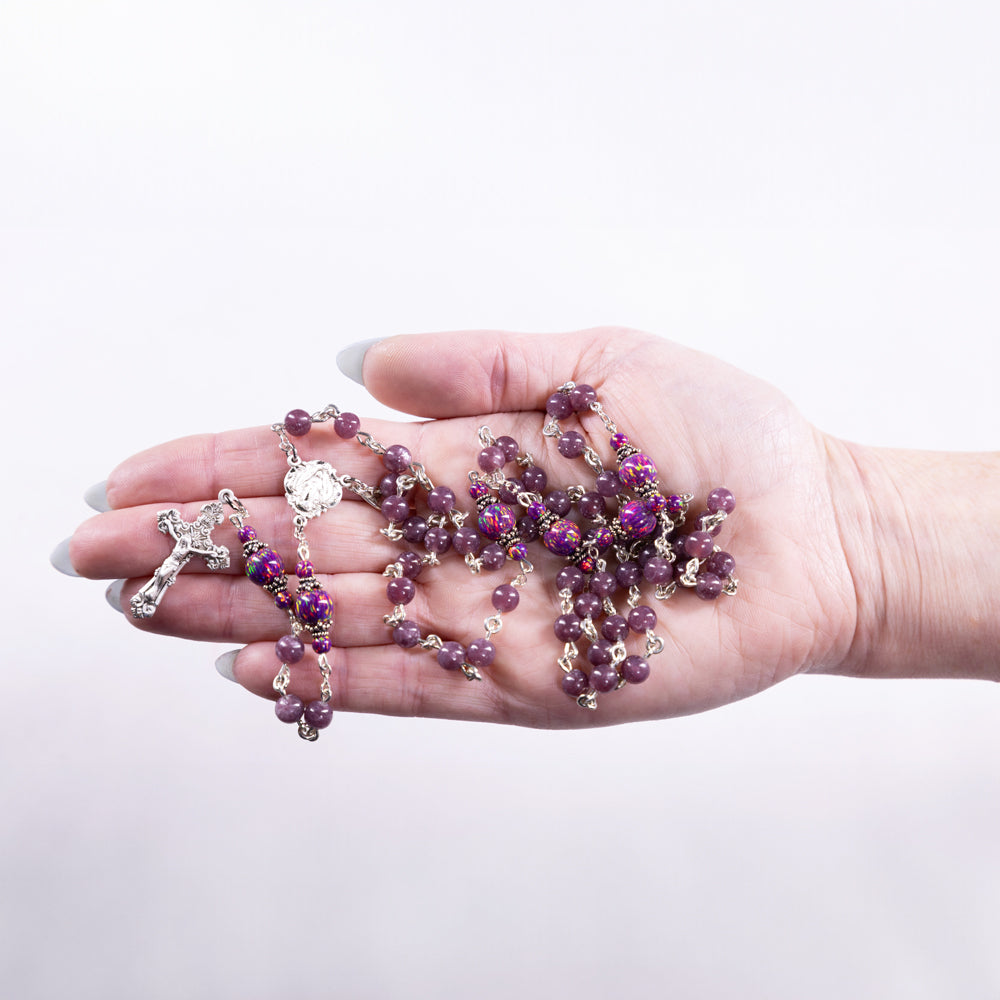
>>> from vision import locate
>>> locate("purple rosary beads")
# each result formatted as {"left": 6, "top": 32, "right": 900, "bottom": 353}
{"left": 132, "top": 385, "right": 739, "bottom": 741}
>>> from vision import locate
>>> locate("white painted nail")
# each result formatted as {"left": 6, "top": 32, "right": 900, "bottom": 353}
{"left": 84, "top": 481, "right": 111, "bottom": 512}
{"left": 105, "top": 580, "right": 125, "bottom": 613}
{"left": 336, "top": 337, "right": 384, "bottom": 385}
{"left": 50, "top": 538, "right": 79, "bottom": 577}
{"left": 215, "top": 649, "right": 240, "bottom": 683}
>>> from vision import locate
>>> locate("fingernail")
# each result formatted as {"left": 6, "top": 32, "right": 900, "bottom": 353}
{"left": 84, "top": 481, "right": 111, "bottom": 512}
{"left": 105, "top": 580, "right": 125, "bottom": 613}
{"left": 215, "top": 649, "right": 240, "bottom": 683}
{"left": 336, "top": 337, "right": 384, "bottom": 385}
{"left": 50, "top": 538, "right": 79, "bottom": 577}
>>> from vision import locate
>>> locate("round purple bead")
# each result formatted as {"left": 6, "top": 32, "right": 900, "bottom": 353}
{"left": 274, "top": 694, "right": 304, "bottom": 723}
{"left": 587, "top": 639, "right": 614, "bottom": 666}
{"left": 477, "top": 445, "right": 506, "bottom": 473}
{"left": 554, "top": 613, "right": 583, "bottom": 642}
{"left": 628, "top": 605, "right": 657, "bottom": 633}
{"left": 706, "top": 487, "right": 736, "bottom": 515}
{"left": 382, "top": 444, "right": 412, "bottom": 473}
{"left": 452, "top": 526, "right": 481, "bottom": 555}
{"left": 246, "top": 548, "right": 284, "bottom": 586}
{"left": 561, "top": 668, "right": 589, "bottom": 697}
{"left": 423, "top": 526, "right": 452, "bottom": 554}
{"left": 684, "top": 531, "right": 714, "bottom": 559}
{"left": 696, "top": 572, "right": 724, "bottom": 600}
{"left": 615, "top": 561, "right": 642, "bottom": 588}
{"left": 521, "top": 466, "right": 548, "bottom": 492}
{"left": 396, "top": 551, "right": 424, "bottom": 580}
{"left": 642, "top": 557, "right": 673, "bottom": 585}
{"left": 622, "top": 655, "right": 650, "bottom": 684}
{"left": 543, "top": 519, "right": 582, "bottom": 557}
{"left": 618, "top": 453, "right": 658, "bottom": 489}
{"left": 304, "top": 700, "right": 334, "bottom": 729}
{"left": 427, "top": 485, "right": 456, "bottom": 514}
{"left": 706, "top": 550, "right": 736, "bottom": 577}
{"left": 595, "top": 471, "right": 622, "bottom": 498}
{"left": 545, "top": 392, "right": 573, "bottom": 419}
{"left": 491, "top": 584, "right": 520, "bottom": 612}
{"left": 380, "top": 495, "right": 410, "bottom": 524}
{"left": 480, "top": 543, "right": 506, "bottom": 571}
{"left": 295, "top": 588, "right": 333, "bottom": 627}
{"left": 601, "top": 615, "right": 629, "bottom": 642}
{"left": 618, "top": 500, "right": 657, "bottom": 540}
{"left": 569, "top": 384, "right": 597, "bottom": 411}
{"left": 392, "top": 620, "right": 422, "bottom": 648}
{"left": 578, "top": 491, "right": 606, "bottom": 520}
{"left": 517, "top": 517, "right": 539, "bottom": 542}
{"left": 386, "top": 577, "right": 416, "bottom": 605}
{"left": 556, "top": 565, "right": 586, "bottom": 595}
{"left": 334, "top": 412, "right": 360, "bottom": 438}
{"left": 496, "top": 436, "right": 519, "bottom": 462}
{"left": 557, "top": 431, "right": 586, "bottom": 459}
{"left": 610, "top": 432, "right": 629, "bottom": 450}
{"left": 545, "top": 491, "right": 572, "bottom": 517}
{"left": 478, "top": 503, "right": 517, "bottom": 540}
{"left": 590, "top": 662, "right": 619, "bottom": 692}
{"left": 466, "top": 638, "right": 496, "bottom": 667}
{"left": 238, "top": 525, "right": 257, "bottom": 543}
{"left": 437, "top": 641, "right": 466, "bottom": 671}
{"left": 402, "top": 516, "right": 428, "bottom": 543}
{"left": 283, "top": 409, "right": 312, "bottom": 437}
{"left": 574, "top": 592, "right": 603, "bottom": 620}
{"left": 498, "top": 479, "right": 523, "bottom": 504}
{"left": 275, "top": 634, "right": 305, "bottom": 664}
{"left": 589, "top": 571, "right": 617, "bottom": 597}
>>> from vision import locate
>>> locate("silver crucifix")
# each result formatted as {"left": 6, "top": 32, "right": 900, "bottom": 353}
{"left": 130, "top": 500, "right": 231, "bottom": 619}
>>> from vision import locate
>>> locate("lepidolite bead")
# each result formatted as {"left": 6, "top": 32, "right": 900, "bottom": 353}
{"left": 695, "top": 572, "right": 724, "bottom": 600}
{"left": 545, "top": 392, "right": 573, "bottom": 419}
{"left": 622, "top": 655, "right": 650, "bottom": 684}
{"left": 557, "top": 431, "right": 586, "bottom": 459}
{"left": 569, "top": 383, "right": 596, "bottom": 411}
{"left": 274, "top": 694, "right": 304, "bottom": 723}
{"left": 601, "top": 615, "right": 629, "bottom": 642}
{"left": 477, "top": 445, "right": 506, "bottom": 472}
{"left": 706, "top": 487, "right": 736, "bottom": 514}
{"left": 615, "top": 561, "right": 642, "bottom": 588}
{"left": 304, "top": 700, "right": 333, "bottom": 729}
{"left": 392, "top": 620, "right": 422, "bottom": 648}
{"left": 496, "top": 435, "right": 519, "bottom": 462}
{"left": 480, "top": 543, "right": 506, "bottom": 571}
{"left": 437, "top": 641, "right": 466, "bottom": 671}
{"left": 386, "top": 577, "right": 416, "bottom": 605}
{"left": 498, "top": 479, "right": 523, "bottom": 504}
{"left": 684, "top": 531, "right": 714, "bottom": 558}
{"left": 380, "top": 495, "right": 410, "bottom": 523}
{"left": 334, "top": 412, "right": 361, "bottom": 438}
{"left": 574, "top": 592, "right": 602, "bottom": 619}
{"left": 590, "top": 662, "right": 619, "bottom": 692}
{"left": 561, "top": 668, "right": 589, "bottom": 696}
{"left": 542, "top": 519, "right": 582, "bottom": 556}
{"left": 627, "top": 605, "right": 657, "bottom": 633}
{"left": 586, "top": 638, "right": 613, "bottom": 665}
{"left": 382, "top": 444, "right": 412, "bottom": 473}
{"left": 466, "top": 638, "right": 496, "bottom": 667}
{"left": 517, "top": 517, "right": 539, "bottom": 542}
{"left": 642, "top": 557, "right": 673, "bottom": 584}
{"left": 275, "top": 634, "right": 305, "bottom": 664}
{"left": 556, "top": 565, "right": 585, "bottom": 594}
{"left": 578, "top": 492, "right": 606, "bottom": 519}
{"left": 589, "top": 571, "right": 617, "bottom": 597}
{"left": 396, "top": 551, "right": 424, "bottom": 579}
{"left": 423, "top": 526, "right": 452, "bottom": 554}
{"left": 427, "top": 485, "right": 456, "bottom": 514}
{"left": 521, "top": 466, "right": 548, "bottom": 492}
{"left": 284, "top": 409, "right": 312, "bottom": 436}
{"left": 452, "top": 526, "right": 480, "bottom": 555}
{"left": 618, "top": 453, "right": 658, "bottom": 489}
{"left": 706, "top": 550, "right": 736, "bottom": 577}
{"left": 402, "top": 516, "right": 428, "bottom": 543}
{"left": 491, "top": 584, "right": 520, "bottom": 612}
{"left": 545, "top": 491, "right": 572, "bottom": 516}
{"left": 595, "top": 471, "right": 622, "bottom": 497}
{"left": 554, "top": 613, "right": 583, "bottom": 641}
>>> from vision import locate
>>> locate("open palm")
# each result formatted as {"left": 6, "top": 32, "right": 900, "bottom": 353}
{"left": 71, "top": 328, "right": 857, "bottom": 728}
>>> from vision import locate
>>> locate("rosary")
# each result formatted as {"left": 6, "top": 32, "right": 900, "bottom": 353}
{"left": 129, "top": 384, "right": 739, "bottom": 741}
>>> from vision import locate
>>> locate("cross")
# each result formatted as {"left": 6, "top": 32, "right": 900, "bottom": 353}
{"left": 130, "top": 501, "right": 231, "bottom": 619}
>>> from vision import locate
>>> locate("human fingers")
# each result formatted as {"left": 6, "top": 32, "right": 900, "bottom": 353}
{"left": 359, "top": 327, "right": 660, "bottom": 419}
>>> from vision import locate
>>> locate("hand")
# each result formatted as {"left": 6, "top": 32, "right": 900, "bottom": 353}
{"left": 68, "top": 327, "right": 863, "bottom": 728}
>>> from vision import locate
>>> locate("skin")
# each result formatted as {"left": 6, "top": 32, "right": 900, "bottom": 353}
{"left": 67, "top": 328, "right": 1000, "bottom": 728}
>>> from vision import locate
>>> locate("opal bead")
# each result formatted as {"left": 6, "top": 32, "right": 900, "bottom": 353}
{"left": 618, "top": 453, "right": 658, "bottom": 489}
{"left": 542, "top": 519, "right": 582, "bottom": 557}
{"left": 617, "top": 500, "right": 656, "bottom": 540}
{"left": 246, "top": 548, "right": 284, "bottom": 586}
{"left": 478, "top": 503, "right": 517, "bottom": 540}
{"left": 295, "top": 588, "right": 333, "bottom": 627}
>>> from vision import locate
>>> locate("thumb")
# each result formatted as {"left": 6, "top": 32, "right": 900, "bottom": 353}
{"left": 342, "top": 328, "right": 637, "bottom": 418}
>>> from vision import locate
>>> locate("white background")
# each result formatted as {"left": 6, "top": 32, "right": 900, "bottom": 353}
{"left": 2, "top": 2, "right": 999, "bottom": 997}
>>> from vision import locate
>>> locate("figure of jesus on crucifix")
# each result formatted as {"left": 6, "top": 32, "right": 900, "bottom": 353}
{"left": 130, "top": 502, "right": 231, "bottom": 619}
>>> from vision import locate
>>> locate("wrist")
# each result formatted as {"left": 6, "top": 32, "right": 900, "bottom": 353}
{"left": 823, "top": 437, "right": 1000, "bottom": 682}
